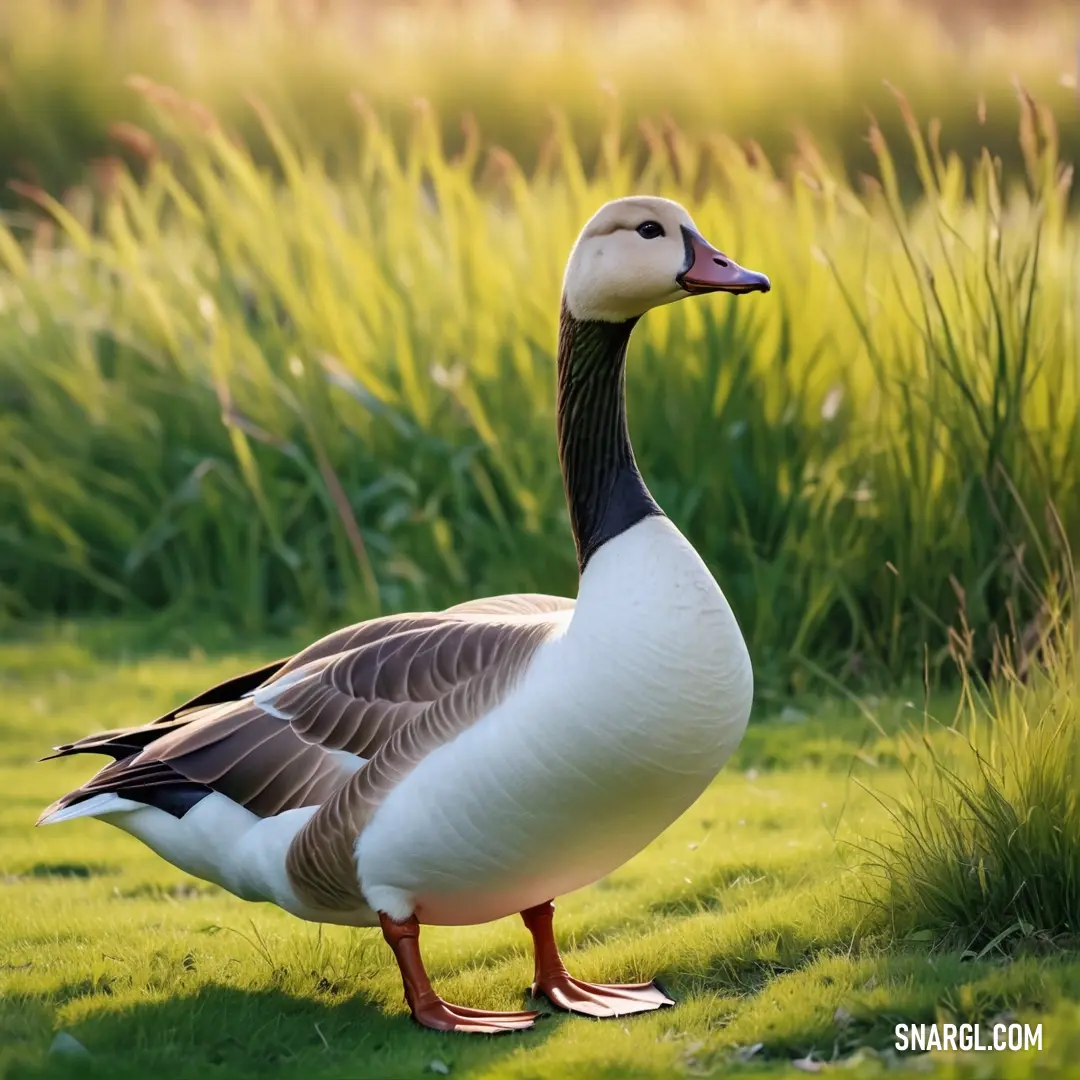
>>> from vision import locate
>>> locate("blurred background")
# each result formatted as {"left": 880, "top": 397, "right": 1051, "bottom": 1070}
{"left": 1, "top": 0, "right": 1077, "bottom": 696}
{"left": 1, "top": 0, "right": 1078, "bottom": 204}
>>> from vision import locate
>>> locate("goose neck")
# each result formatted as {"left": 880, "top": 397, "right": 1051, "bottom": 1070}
{"left": 555, "top": 301, "right": 663, "bottom": 573}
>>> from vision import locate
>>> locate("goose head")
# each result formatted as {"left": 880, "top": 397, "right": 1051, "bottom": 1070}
{"left": 562, "top": 196, "right": 770, "bottom": 324}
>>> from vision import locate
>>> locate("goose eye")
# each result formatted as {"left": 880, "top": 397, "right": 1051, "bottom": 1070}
{"left": 635, "top": 221, "right": 665, "bottom": 240}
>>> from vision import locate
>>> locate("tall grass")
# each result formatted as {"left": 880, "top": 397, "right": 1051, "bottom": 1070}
{"left": 0, "top": 83, "right": 1077, "bottom": 690}
{"left": 865, "top": 553, "right": 1078, "bottom": 952}
{"left": 0, "top": 0, "right": 1077, "bottom": 209}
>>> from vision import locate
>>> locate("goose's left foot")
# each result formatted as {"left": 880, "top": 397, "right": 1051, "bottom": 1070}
{"left": 520, "top": 900, "right": 675, "bottom": 1019}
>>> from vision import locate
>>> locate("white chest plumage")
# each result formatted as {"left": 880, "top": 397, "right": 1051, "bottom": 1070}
{"left": 356, "top": 516, "right": 753, "bottom": 925}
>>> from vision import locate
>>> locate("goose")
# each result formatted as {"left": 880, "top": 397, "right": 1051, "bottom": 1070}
{"left": 38, "top": 196, "right": 770, "bottom": 1034}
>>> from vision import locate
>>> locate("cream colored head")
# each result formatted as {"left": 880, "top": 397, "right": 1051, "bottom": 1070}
{"left": 562, "top": 195, "right": 770, "bottom": 323}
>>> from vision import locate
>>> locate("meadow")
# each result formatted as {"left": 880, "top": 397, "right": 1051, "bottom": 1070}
{"left": 2, "top": 0, "right": 1079, "bottom": 1076}
{"left": 2, "top": 623, "right": 1078, "bottom": 1078}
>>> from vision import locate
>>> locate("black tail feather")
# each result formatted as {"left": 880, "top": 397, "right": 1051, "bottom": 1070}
{"left": 39, "top": 717, "right": 193, "bottom": 763}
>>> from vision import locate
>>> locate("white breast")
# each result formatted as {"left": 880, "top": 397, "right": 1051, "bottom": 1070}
{"left": 356, "top": 516, "right": 753, "bottom": 926}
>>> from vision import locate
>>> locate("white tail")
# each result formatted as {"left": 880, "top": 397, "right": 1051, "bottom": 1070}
{"left": 38, "top": 793, "right": 144, "bottom": 826}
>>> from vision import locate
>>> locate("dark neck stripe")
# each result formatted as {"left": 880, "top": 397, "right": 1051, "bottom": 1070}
{"left": 556, "top": 300, "right": 664, "bottom": 573}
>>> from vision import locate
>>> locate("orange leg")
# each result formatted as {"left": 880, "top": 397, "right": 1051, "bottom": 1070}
{"left": 520, "top": 900, "right": 675, "bottom": 1018}
{"left": 379, "top": 913, "right": 540, "bottom": 1034}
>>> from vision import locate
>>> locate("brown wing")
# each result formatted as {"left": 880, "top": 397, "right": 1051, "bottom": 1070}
{"left": 38, "top": 597, "right": 571, "bottom": 836}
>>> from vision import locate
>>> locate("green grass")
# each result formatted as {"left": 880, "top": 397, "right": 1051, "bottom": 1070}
{"left": 2, "top": 627, "right": 1079, "bottom": 1079}
{"left": 2, "top": 86, "right": 1077, "bottom": 689}
{"left": 0, "top": 0, "right": 1078, "bottom": 209}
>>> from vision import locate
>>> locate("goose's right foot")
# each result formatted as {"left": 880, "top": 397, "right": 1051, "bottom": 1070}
{"left": 379, "top": 913, "right": 540, "bottom": 1034}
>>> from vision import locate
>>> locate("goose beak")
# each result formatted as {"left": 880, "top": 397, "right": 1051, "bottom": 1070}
{"left": 676, "top": 227, "right": 771, "bottom": 295}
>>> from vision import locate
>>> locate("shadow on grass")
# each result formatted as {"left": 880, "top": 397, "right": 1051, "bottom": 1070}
{"left": 3, "top": 981, "right": 560, "bottom": 1080}
{"left": 20, "top": 863, "right": 120, "bottom": 880}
